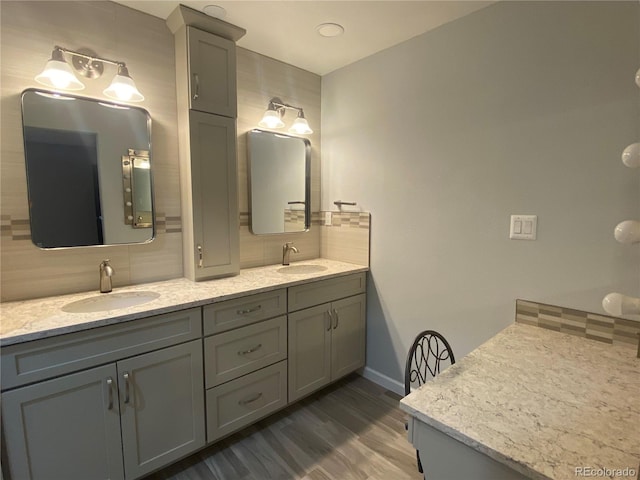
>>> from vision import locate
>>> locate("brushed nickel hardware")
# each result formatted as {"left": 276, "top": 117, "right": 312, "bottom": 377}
{"left": 287, "top": 201, "right": 306, "bottom": 205}
{"left": 332, "top": 309, "right": 339, "bottom": 329}
{"left": 238, "top": 344, "right": 263, "bottom": 356}
{"left": 238, "top": 392, "right": 263, "bottom": 406}
{"left": 105, "top": 377, "right": 114, "bottom": 410}
{"left": 333, "top": 200, "right": 357, "bottom": 208}
{"left": 123, "top": 372, "right": 130, "bottom": 404}
{"left": 236, "top": 305, "right": 262, "bottom": 315}
{"left": 326, "top": 310, "right": 333, "bottom": 331}
{"left": 192, "top": 73, "right": 200, "bottom": 100}
{"left": 99, "top": 260, "right": 114, "bottom": 293}
{"left": 258, "top": 97, "right": 313, "bottom": 134}
{"left": 282, "top": 242, "right": 299, "bottom": 265}
{"left": 197, "top": 244, "right": 203, "bottom": 268}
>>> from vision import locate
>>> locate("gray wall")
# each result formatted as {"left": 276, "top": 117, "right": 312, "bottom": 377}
{"left": 321, "top": 1, "right": 640, "bottom": 392}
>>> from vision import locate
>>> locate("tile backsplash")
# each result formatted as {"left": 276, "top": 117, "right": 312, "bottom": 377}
{"left": 516, "top": 299, "right": 640, "bottom": 348}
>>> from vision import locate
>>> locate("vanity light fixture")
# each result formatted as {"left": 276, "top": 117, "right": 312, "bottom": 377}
{"left": 258, "top": 97, "right": 313, "bottom": 134}
{"left": 35, "top": 46, "right": 145, "bottom": 102}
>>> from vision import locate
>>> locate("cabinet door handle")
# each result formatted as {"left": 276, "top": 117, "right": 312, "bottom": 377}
{"left": 333, "top": 309, "right": 339, "bottom": 329}
{"left": 192, "top": 73, "right": 200, "bottom": 101}
{"left": 326, "top": 310, "right": 333, "bottom": 331}
{"left": 105, "top": 377, "right": 114, "bottom": 410}
{"left": 236, "top": 305, "right": 262, "bottom": 315}
{"left": 238, "top": 344, "right": 262, "bottom": 356}
{"left": 238, "top": 392, "right": 262, "bottom": 406}
{"left": 123, "top": 372, "right": 131, "bottom": 404}
{"left": 197, "top": 244, "right": 203, "bottom": 268}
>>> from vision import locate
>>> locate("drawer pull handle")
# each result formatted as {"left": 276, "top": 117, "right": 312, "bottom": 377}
{"left": 333, "top": 309, "right": 339, "bottom": 329}
{"left": 238, "top": 392, "right": 263, "bottom": 406}
{"left": 197, "top": 244, "right": 203, "bottom": 268}
{"left": 238, "top": 344, "right": 263, "bottom": 356}
{"left": 326, "top": 310, "right": 333, "bottom": 331}
{"left": 105, "top": 377, "right": 114, "bottom": 410}
{"left": 123, "top": 372, "right": 131, "bottom": 404}
{"left": 237, "top": 305, "right": 262, "bottom": 315}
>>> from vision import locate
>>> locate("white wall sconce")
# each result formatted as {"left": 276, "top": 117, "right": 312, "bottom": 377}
{"left": 35, "top": 46, "right": 144, "bottom": 102}
{"left": 614, "top": 220, "right": 640, "bottom": 244}
{"left": 602, "top": 292, "right": 640, "bottom": 316}
{"left": 258, "top": 97, "right": 313, "bottom": 134}
{"left": 621, "top": 142, "right": 640, "bottom": 168}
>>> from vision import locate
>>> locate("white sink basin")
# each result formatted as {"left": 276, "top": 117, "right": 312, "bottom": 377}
{"left": 277, "top": 264, "right": 328, "bottom": 274}
{"left": 62, "top": 291, "right": 160, "bottom": 313}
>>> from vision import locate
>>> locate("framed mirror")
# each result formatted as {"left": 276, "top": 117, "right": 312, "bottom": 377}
{"left": 21, "top": 89, "right": 154, "bottom": 249}
{"left": 247, "top": 129, "right": 310, "bottom": 235}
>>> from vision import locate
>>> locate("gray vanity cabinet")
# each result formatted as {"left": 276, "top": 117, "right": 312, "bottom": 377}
{"left": 1, "top": 364, "right": 125, "bottom": 480}
{"left": 186, "top": 26, "right": 237, "bottom": 118}
{"left": 173, "top": 23, "right": 240, "bottom": 281}
{"left": 288, "top": 274, "right": 367, "bottom": 402}
{"left": 1, "top": 308, "right": 205, "bottom": 480}
{"left": 186, "top": 110, "right": 239, "bottom": 280}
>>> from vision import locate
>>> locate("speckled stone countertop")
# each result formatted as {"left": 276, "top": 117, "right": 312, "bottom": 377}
{"left": 400, "top": 323, "right": 640, "bottom": 480}
{"left": 0, "top": 259, "right": 367, "bottom": 347}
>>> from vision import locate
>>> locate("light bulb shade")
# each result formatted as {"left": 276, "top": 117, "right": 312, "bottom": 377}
{"left": 258, "top": 109, "right": 285, "bottom": 129}
{"left": 35, "top": 50, "right": 85, "bottom": 91}
{"left": 621, "top": 142, "right": 640, "bottom": 168}
{"left": 602, "top": 292, "right": 640, "bottom": 316}
{"left": 103, "top": 65, "right": 144, "bottom": 102}
{"left": 288, "top": 116, "right": 313, "bottom": 135}
{"left": 635, "top": 67, "right": 640, "bottom": 88}
{"left": 614, "top": 220, "right": 640, "bottom": 244}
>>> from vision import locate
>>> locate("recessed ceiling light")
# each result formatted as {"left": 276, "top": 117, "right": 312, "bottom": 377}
{"left": 316, "top": 23, "right": 344, "bottom": 38}
{"left": 203, "top": 5, "right": 227, "bottom": 19}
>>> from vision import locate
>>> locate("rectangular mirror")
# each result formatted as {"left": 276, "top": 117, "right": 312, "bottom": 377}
{"left": 21, "top": 89, "right": 154, "bottom": 248}
{"left": 247, "top": 129, "right": 310, "bottom": 235}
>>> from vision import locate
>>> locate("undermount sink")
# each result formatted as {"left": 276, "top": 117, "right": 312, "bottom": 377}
{"left": 277, "top": 264, "right": 328, "bottom": 274}
{"left": 62, "top": 291, "right": 160, "bottom": 313}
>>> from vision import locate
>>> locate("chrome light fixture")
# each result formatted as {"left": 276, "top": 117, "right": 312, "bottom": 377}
{"left": 35, "top": 46, "right": 144, "bottom": 102}
{"left": 258, "top": 97, "right": 313, "bottom": 134}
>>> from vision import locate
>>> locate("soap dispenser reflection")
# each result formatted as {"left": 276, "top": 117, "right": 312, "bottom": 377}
{"left": 99, "top": 260, "right": 114, "bottom": 293}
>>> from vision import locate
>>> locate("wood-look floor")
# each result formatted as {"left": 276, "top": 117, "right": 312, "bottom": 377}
{"left": 145, "top": 375, "right": 422, "bottom": 480}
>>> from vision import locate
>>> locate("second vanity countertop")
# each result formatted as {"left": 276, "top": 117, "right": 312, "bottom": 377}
{"left": 400, "top": 323, "right": 640, "bottom": 480}
{"left": 0, "top": 259, "right": 367, "bottom": 347}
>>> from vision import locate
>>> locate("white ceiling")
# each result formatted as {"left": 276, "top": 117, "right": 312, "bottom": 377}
{"left": 114, "top": 1, "right": 494, "bottom": 76}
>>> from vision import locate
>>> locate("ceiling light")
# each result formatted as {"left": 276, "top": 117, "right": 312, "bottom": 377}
{"left": 203, "top": 4, "right": 227, "bottom": 19}
{"left": 257, "top": 97, "right": 313, "bottom": 135}
{"left": 316, "top": 23, "right": 344, "bottom": 38}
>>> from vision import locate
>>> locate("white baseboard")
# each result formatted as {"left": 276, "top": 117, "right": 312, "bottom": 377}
{"left": 361, "top": 366, "right": 405, "bottom": 396}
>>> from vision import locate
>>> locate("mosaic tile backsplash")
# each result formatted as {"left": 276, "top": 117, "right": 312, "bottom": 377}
{"left": 516, "top": 299, "right": 640, "bottom": 348}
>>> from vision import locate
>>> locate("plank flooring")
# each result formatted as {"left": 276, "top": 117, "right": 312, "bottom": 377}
{"left": 145, "top": 375, "right": 422, "bottom": 480}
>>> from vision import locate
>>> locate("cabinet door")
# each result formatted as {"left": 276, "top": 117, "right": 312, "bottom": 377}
{"left": 189, "top": 110, "right": 239, "bottom": 280}
{"left": 187, "top": 26, "right": 237, "bottom": 117}
{"left": 288, "top": 303, "right": 332, "bottom": 402}
{"left": 118, "top": 340, "right": 205, "bottom": 480}
{"left": 1, "top": 364, "right": 124, "bottom": 480}
{"left": 331, "top": 294, "right": 366, "bottom": 380}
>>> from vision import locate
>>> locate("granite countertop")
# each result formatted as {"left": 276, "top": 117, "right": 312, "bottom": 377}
{"left": 400, "top": 323, "right": 640, "bottom": 480}
{"left": 0, "top": 259, "right": 367, "bottom": 347}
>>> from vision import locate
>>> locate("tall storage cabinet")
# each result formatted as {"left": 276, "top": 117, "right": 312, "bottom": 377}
{"left": 167, "top": 6, "right": 246, "bottom": 280}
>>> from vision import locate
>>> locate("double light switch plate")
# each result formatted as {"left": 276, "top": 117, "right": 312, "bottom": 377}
{"left": 510, "top": 215, "right": 537, "bottom": 240}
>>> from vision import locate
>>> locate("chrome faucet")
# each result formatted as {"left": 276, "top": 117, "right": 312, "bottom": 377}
{"left": 99, "top": 260, "right": 114, "bottom": 293}
{"left": 282, "top": 242, "right": 299, "bottom": 266}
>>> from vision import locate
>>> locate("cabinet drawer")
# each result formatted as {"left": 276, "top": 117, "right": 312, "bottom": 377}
{"left": 203, "top": 289, "right": 286, "bottom": 335}
{"left": 206, "top": 361, "right": 287, "bottom": 442}
{"left": 1, "top": 308, "right": 202, "bottom": 390}
{"left": 204, "top": 316, "right": 287, "bottom": 388}
{"left": 288, "top": 273, "right": 366, "bottom": 312}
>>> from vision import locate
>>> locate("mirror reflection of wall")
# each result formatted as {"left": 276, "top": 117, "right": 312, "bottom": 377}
{"left": 247, "top": 129, "right": 310, "bottom": 235}
{"left": 21, "top": 89, "right": 154, "bottom": 248}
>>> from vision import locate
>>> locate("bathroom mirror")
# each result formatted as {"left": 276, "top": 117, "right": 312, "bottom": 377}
{"left": 21, "top": 89, "right": 154, "bottom": 248}
{"left": 247, "top": 129, "right": 310, "bottom": 235}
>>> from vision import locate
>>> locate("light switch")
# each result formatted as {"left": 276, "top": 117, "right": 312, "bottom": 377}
{"left": 510, "top": 215, "right": 537, "bottom": 240}
{"left": 324, "top": 212, "right": 332, "bottom": 226}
